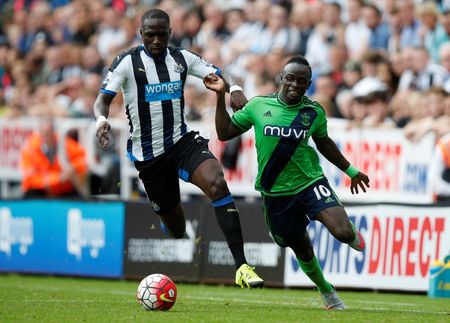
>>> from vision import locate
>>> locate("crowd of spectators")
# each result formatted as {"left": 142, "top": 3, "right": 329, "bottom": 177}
{"left": 0, "top": 0, "right": 449, "bottom": 137}
{"left": 0, "top": 0, "right": 449, "bottom": 198}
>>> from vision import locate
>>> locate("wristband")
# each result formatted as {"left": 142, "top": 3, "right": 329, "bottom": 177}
{"left": 345, "top": 165, "right": 360, "bottom": 178}
{"left": 96, "top": 116, "right": 107, "bottom": 129}
{"left": 230, "top": 85, "right": 243, "bottom": 93}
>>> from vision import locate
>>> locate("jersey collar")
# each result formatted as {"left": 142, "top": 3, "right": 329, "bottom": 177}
{"left": 277, "top": 93, "right": 304, "bottom": 108}
{"left": 141, "top": 44, "right": 168, "bottom": 60}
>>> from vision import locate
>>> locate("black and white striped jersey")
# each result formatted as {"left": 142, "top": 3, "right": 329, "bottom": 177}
{"left": 100, "top": 45, "right": 220, "bottom": 161}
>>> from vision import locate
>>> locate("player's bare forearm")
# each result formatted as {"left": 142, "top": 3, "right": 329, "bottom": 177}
{"left": 220, "top": 71, "right": 247, "bottom": 111}
{"left": 93, "top": 93, "right": 114, "bottom": 119}
{"left": 314, "top": 135, "right": 370, "bottom": 194}
{"left": 219, "top": 71, "right": 232, "bottom": 93}
{"left": 312, "top": 135, "right": 350, "bottom": 172}
{"left": 204, "top": 74, "right": 243, "bottom": 141}
{"left": 93, "top": 93, "right": 114, "bottom": 149}
{"left": 215, "top": 92, "right": 242, "bottom": 141}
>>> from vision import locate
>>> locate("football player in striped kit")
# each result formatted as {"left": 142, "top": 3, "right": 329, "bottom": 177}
{"left": 94, "top": 8, "right": 263, "bottom": 288}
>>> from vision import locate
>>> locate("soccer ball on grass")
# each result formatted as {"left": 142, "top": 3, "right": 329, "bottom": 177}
{"left": 136, "top": 273, "right": 177, "bottom": 311}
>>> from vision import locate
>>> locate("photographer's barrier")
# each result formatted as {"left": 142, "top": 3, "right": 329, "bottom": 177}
{"left": 0, "top": 200, "right": 124, "bottom": 278}
{"left": 0, "top": 200, "right": 447, "bottom": 291}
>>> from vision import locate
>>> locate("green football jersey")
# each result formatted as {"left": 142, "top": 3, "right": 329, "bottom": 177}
{"left": 231, "top": 93, "right": 328, "bottom": 196}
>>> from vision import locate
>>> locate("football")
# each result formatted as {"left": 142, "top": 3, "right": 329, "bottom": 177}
{"left": 136, "top": 273, "right": 177, "bottom": 311}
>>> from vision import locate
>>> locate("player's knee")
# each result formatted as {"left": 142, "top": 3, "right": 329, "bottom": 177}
{"left": 208, "top": 176, "right": 228, "bottom": 199}
{"left": 334, "top": 226, "right": 355, "bottom": 244}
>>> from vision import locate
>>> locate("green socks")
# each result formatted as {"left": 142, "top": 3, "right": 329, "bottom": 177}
{"left": 298, "top": 255, "right": 334, "bottom": 294}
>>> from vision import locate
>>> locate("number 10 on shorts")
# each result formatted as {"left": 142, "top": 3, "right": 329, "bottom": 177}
{"left": 313, "top": 184, "right": 331, "bottom": 200}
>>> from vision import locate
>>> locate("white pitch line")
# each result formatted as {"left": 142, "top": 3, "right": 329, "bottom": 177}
{"left": 3, "top": 283, "right": 447, "bottom": 315}
{"left": 182, "top": 295, "right": 448, "bottom": 315}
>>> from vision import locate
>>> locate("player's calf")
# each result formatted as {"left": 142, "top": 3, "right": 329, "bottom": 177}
{"left": 348, "top": 222, "right": 365, "bottom": 252}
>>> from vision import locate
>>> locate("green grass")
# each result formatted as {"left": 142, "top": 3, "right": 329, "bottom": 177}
{"left": 0, "top": 274, "right": 448, "bottom": 322}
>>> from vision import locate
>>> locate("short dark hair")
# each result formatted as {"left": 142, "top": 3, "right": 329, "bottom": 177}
{"left": 141, "top": 8, "right": 170, "bottom": 25}
{"left": 284, "top": 55, "right": 312, "bottom": 78}
{"left": 364, "top": 3, "right": 381, "bottom": 17}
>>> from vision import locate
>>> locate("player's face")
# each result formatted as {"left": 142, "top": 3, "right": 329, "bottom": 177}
{"left": 140, "top": 18, "right": 171, "bottom": 57}
{"left": 279, "top": 63, "right": 311, "bottom": 105}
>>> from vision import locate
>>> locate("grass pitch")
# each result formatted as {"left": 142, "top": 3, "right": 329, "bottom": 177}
{"left": 0, "top": 274, "right": 448, "bottom": 322}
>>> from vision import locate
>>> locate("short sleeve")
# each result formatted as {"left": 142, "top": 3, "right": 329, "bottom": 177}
{"left": 231, "top": 100, "right": 255, "bottom": 132}
{"left": 100, "top": 54, "right": 130, "bottom": 95}
{"left": 312, "top": 106, "right": 328, "bottom": 138}
{"left": 182, "top": 49, "right": 220, "bottom": 79}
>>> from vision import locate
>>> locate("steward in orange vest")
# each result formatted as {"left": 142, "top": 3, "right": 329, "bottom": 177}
{"left": 20, "top": 119, "right": 87, "bottom": 198}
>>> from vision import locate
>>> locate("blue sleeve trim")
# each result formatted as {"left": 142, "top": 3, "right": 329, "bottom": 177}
{"left": 212, "top": 194, "right": 234, "bottom": 207}
{"left": 214, "top": 66, "right": 222, "bottom": 76}
{"left": 126, "top": 151, "right": 138, "bottom": 161}
{"left": 178, "top": 169, "right": 190, "bottom": 182}
{"left": 100, "top": 88, "right": 117, "bottom": 96}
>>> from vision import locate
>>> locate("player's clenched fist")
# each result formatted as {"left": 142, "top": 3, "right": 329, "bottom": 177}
{"left": 203, "top": 73, "right": 225, "bottom": 93}
{"left": 96, "top": 121, "right": 111, "bottom": 149}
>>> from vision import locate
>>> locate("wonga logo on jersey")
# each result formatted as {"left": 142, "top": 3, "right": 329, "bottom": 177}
{"left": 0, "top": 208, "right": 33, "bottom": 257}
{"left": 145, "top": 80, "right": 182, "bottom": 102}
{"left": 67, "top": 208, "right": 105, "bottom": 261}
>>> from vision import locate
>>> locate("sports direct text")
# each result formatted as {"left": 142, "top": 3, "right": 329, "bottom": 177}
{"left": 284, "top": 205, "right": 449, "bottom": 291}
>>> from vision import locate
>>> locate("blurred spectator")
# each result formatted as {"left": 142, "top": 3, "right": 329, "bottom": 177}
{"left": 386, "top": 5, "right": 402, "bottom": 53}
{"left": 313, "top": 73, "right": 341, "bottom": 118}
{"left": 168, "top": 6, "right": 190, "bottom": 48}
{"left": 248, "top": 3, "right": 298, "bottom": 55}
{"left": 345, "top": 0, "right": 370, "bottom": 60}
{"left": 440, "top": 42, "right": 450, "bottom": 92}
{"left": 389, "top": 89, "right": 413, "bottom": 128}
{"left": 17, "top": 2, "right": 53, "bottom": 55}
{"left": 194, "top": 3, "right": 230, "bottom": 51}
{"left": 438, "top": 9, "right": 450, "bottom": 56}
{"left": 20, "top": 117, "right": 87, "bottom": 198}
{"left": 0, "top": 0, "right": 446, "bottom": 136}
{"left": 351, "top": 76, "right": 394, "bottom": 128}
{"left": 360, "top": 49, "right": 386, "bottom": 78}
{"left": 96, "top": 7, "right": 127, "bottom": 59}
{"left": 376, "top": 59, "right": 399, "bottom": 96}
{"left": 417, "top": 1, "right": 444, "bottom": 63}
{"left": 398, "top": 0, "right": 422, "bottom": 49}
{"left": 362, "top": 3, "right": 390, "bottom": 51}
{"left": 398, "top": 46, "right": 448, "bottom": 91}
{"left": 404, "top": 87, "right": 448, "bottom": 141}
{"left": 81, "top": 46, "right": 105, "bottom": 76}
{"left": 335, "top": 89, "right": 353, "bottom": 120}
{"left": 429, "top": 132, "right": 450, "bottom": 203}
{"left": 222, "top": 0, "right": 270, "bottom": 78}
{"left": 340, "top": 60, "right": 363, "bottom": 92}
{"left": 290, "top": 1, "right": 314, "bottom": 56}
{"left": 306, "top": 1, "right": 345, "bottom": 74}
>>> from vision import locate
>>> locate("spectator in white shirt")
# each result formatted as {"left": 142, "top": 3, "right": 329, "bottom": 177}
{"left": 345, "top": 0, "right": 370, "bottom": 60}
{"left": 398, "top": 46, "right": 447, "bottom": 91}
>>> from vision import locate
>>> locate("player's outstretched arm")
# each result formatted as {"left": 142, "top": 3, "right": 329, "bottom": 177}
{"left": 312, "top": 135, "right": 370, "bottom": 194}
{"left": 93, "top": 92, "right": 114, "bottom": 149}
{"left": 203, "top": 74, "right": 244, "bottom": 141}
{"left": 220, "top": 71, "right": 248, "bottom": 111}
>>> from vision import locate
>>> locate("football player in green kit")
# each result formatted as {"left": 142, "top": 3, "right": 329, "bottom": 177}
{"left": 203, "top": 55, "right": 370, "bottom": 310}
